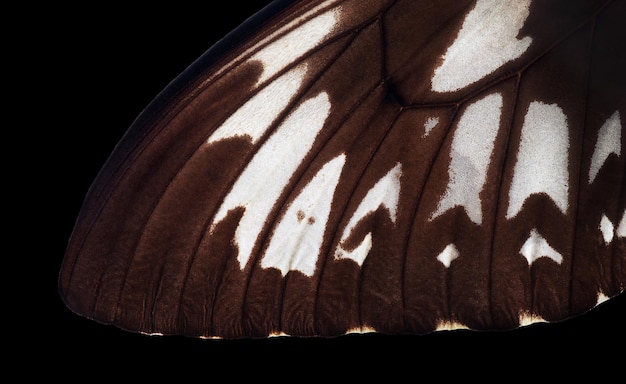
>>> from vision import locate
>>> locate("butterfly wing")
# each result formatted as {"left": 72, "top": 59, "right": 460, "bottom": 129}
{"left": 59, "top": 0, "right": 625, "bottom": 338}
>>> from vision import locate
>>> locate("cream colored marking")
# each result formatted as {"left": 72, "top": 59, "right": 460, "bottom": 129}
{"left": 335, "top": 163, "right": 403, "bottom": 266}
{"left": 345, "top": 326, "right": 377, "bottom": 334}
{"left": 518, "top": 312, "right": 547, "bottom": 327}
{"left": 199, "top": 335, "right": 223, "bottom": 340}
{"left": 596, "top": 291, "right": 610, "bottom": 307}
{"left": 423, "top": 116, "right": 439, "bottom": 137}
{"left": 208, "top": 64, "right": 308, "bottom": 144}
{"left": 268, "top": 331, "right": 290, "bottom": 338}
{"left": 520, "top": 228, "right": 563, "bottom": 266}
{"left": 431, "top": 0, "right": 532, "bottom": 92}
{"left": 431, "top": 93, "right": 502, "bottom": 225}
{"left": 589, "top": 111, "right": 621, "bottom": 184}
{"left": 251, "top": 9, "right": 340, "bottom": 85}
{"left": 262, "top": 155, "right": 346, "bottom": 277}
{"left": 436, "top": 243, "right": 460, "bottom": 268}
{"left": 211, "top": 93, "right": 331, "bottom": 269}
{"left": 139, "top": 331, "right": 165, "bottom": 337}
{"left": 435, "top": 320, "right": 470, "bottom": 331}
{"left": 600, "top": 214, "right": 615, "bottom": 244}
{"left": 507, "top": 101, "right": 569, "bottom": 219}
{"left": 617, "top": 209, "right": 626, "bottom": 238}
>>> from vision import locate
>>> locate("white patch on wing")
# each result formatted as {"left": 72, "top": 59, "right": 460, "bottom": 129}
{"left": 617, "top": 209, "right": 626, "bottom": 238}
{"left": 431, "top": 0, "right": 532, "bottom": 92}
{"left": 345, "top": 325, "right": 377, "bottom": 334}
{"left": 251, "top": 9, "right": 339, "bottom": 85}
{"left": 261, "top": 154, "right": 346, "bottom": 277}
{"left": 436, "top": 243, "right": 459, "bottom": 268}
{"left": 518, "top": 312, "right": 547, "bottom": 326}
{"left": 335, "top": 163, "right": 403, "bottom": 266}
{"left": 423, "top": 116, "right": 439, "bottom": 137}
{"left": 208, "top": 64, "right": 308, "bottom": 144}
{"left": 435, "top": 319, "right": 469, "bottom": 331}
{"left": 589, "top": 111, "right": 622, "bottom": 184}
{"left": 507, "top": 101, "right": 569, "bottom": 219}
{"left": 599, "top": 214, "right": 615, "bottom": 244}
{"left": 595, "top": 291, "right": 609, "bottom": 307}
{"left": 431, "top": 93, "right": 502, "bottom": 225}
{"left": 520, "top": 228, "right": 563, "bottom": 266}
{"left": 211, "top": 92, "right": 331, "bottom": 269}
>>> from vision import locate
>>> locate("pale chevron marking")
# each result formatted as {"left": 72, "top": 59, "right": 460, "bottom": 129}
{"left": 208, "top": 64, "right": 308, "bottom": 145}
{"left": 436, "top": 243, "right": 459, "bottom": 268}
{"left": 520, "top": 228, "right": 563, "bottom": 266}
{"left": 261, "top": 154, "right": 346, "bottom": 277}
{"left": 211, "top": 93, "right": 331, "bottom": 269}
{"left": 423, "top": 116, "right": 439, "bottom": 138}
{"left": 431, "top": 0, "right": 532, "bottom": 93}
{"left": 589, "top": 111, "right": 621, "bottom": 184}
{"left": 251, "top": 9, "right": 340, "bottom": 85}
{"left": 431, "top": 93, "right": 502, "bottom": 225}
{"left": 600, "top": 214, "right": 615, "bottom": 244}
{"left": 507, "top": 101, "right": 569, "bottom": 219}
{"left": 335, "top": 163, "right": 402, "bottom": 266}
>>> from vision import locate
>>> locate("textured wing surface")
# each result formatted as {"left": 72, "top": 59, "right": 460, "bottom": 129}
{"left": 59, "top": 0, "right": 625, "bottom": 338}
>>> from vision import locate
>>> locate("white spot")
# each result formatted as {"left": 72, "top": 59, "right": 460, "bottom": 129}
{"left": 251, "top": 10, "right": 339, "bottom": 85}
{"left": 431, "top": 93, "right": 502, "bottom": 225}
{"left": 208, "top": 64, "right": 308, "bottom": 144}
{"left": 589, "top": 111, "right": 622, "bottom": 184}
{"left": 436, "top": 243, "right": 460, "bottom": 268}
{"left": 431, "top": 0, "right": 532, "bottom": 92}
{"left": 211, "top": 93, "right": 331, "bottom": 270}
{"left": 261, "top": 155, "right": 346, "bottom": 277}
{"left": 617, "top": 209, "right": 626, "bottom": 238}
{"left": 600, "top": 214, "right": 615, "bottom": 244}
{"left": 507, "top": 101, "right": 569, "bottom": 219}
{"left": 335, "top": 163, "right": 403, "bottom": 266}
{"left": 520, "top": 228, "right": 563, "bottom": 266}
{"left": 423, "top": 116, "right": 439, "bottom": 137}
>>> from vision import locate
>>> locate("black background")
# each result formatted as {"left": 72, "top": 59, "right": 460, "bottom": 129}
{"left": 27, "top": 0, "right": 624, "bottom": 376}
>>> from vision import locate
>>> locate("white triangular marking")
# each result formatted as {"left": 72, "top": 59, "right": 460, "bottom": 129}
{"left": 262, "top": 155, "right": 345, "bottom": 277}
{"left": 431, "top": 0, "right": 532, "bottom": 92}
{"left": 520, "top": 228, "right": 563, "bottom": 266}
{"left": 589, "top": 111, "right": 621, "bottom": 184}
{"left": 507, "top": 101, "right": 569, "bottom": 219}
{"left": 211, "top": 93, "right": 331, "bottom": 269}
{"left": 335, "top": 163, "right": 402, "bottom": 266}
{"left": 599, "top": 214, "right": 615, "bottom": 244}
{"left": 436, "top": 243, "right": 459, "bottom": 268}
{"left": 431, "top": 93, "right": 502, "bottom": 225}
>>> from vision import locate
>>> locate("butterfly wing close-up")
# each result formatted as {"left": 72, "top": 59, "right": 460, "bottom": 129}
{"left": 59, "top": 0, "right": 625, "bottom": 339}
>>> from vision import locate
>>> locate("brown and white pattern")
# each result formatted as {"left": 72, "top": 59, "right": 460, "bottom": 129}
{"left": 59, "top": 0, "right": 625, "bottom": 338}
